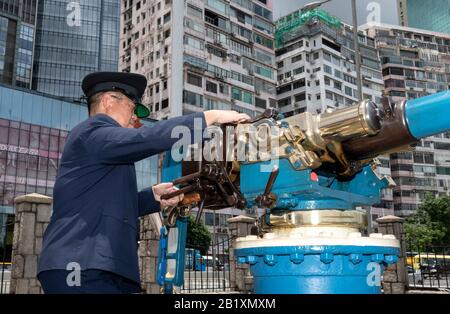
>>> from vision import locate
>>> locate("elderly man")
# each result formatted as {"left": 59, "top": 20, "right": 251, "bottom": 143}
{"left": 37, "top": 72, "right": 250, "bottom": 294}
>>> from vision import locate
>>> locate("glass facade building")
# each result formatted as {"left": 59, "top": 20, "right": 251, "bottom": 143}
{"left": 32, "top": 0, "right": 120, "bottom": 99}
{"left": 398, "top": 0, "right": 450, "bottom": 34}
{"left": 0, "top": 0, "right": 37, "bottom": 89}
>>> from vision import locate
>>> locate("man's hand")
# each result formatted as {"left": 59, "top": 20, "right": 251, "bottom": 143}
{"left": 204, "top": 110, "right": 251, "bottom": 126}
{"left": 152, "top": 183, "right": 184, "bottom": 208}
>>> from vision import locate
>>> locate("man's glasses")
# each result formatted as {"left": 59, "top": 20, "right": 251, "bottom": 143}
{"left": 108, "top": 93, "right": 150, "bottom": 119}
{"left": 109, "top": 94, "right": 136, "bottom": 114}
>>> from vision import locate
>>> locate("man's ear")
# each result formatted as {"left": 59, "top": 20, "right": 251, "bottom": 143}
{"left": 101, "top": 94, "right": 113, "bottom": 112}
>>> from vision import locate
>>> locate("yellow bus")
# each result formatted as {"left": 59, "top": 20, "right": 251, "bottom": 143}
{"left": 412, "top": 254, "right": 450, "bottom": 279}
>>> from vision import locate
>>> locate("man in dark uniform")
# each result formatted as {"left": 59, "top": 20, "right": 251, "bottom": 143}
{"left": 37, "top": 72, "right": 250, "bottom": 294}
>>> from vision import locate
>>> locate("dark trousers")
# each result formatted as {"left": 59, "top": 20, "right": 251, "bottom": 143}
{"left": 38, "top": 269, "right": 142, "bottom": 294}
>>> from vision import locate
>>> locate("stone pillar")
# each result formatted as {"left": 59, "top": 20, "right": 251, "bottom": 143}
{"left": 376, "top": 215, "right": 407, "bottom": 294}
{"left": 10, "top": 193, "right": 52, "bottom": 294}
{"left": 228, "top": 215, "right": 256, "bottom": 294}
{"left": 139, "top": 214, "right": 161, "bottom": 294}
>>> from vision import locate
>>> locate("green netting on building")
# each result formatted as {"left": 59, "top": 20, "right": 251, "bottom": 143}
{"left": 275, "top": 8, "right": 342, "bottom": 48}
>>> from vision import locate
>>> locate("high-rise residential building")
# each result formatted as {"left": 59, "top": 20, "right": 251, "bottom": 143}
{"left": 274, "top": 9, "right": 394, "bottom": 228}
{"left": 397, "top": 0, "right": 450, "bottom": 34}
{"left": 32, "top": 0, "right": 120, "bottom": 100}
{"left": 119, "top": 0, "right": 277, "bottom": 121}
{"left": 275, "top": 8, "right": 384, "bottom": 116}
{"left": 0, "top": 0, "right": 38, "bottom": 89}
{"left": 361, "top": 22, "right": 450, "bottom": 217}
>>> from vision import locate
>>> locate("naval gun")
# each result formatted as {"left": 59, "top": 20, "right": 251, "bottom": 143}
{"left": 156, "top": 91, "right": 450, "bottom": 294}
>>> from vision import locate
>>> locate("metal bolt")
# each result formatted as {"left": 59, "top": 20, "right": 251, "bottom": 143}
{"left": 371, "top": 254, "right": 384, "bottom": 263}
{"left": 247, "top": 255, "right": 258, "bottom": 265}
{"left": 349, "top": 253, "right": 362, "bottom": 265}
{"left": 290, "top": 253, "right": 304, "bottom": 264}
{"left": 384, "top": 255, "right": 398, "bottom": 265}
{"left": 320, "top": 253, "right": 334, "bottom": 264}
{"left": 264, "top": 255, "right": 277, "bottom": 266}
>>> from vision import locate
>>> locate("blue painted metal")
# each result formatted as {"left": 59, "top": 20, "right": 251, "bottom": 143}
{"left": 235, "top": 245, "right": 400, "bottom": 294}
{"left": 156, "top": 208, "right": 189, "bottom": 289}
{"left": 238, "top": 159, "right": 400, "bottom": 294}
{"left": 405, "top": 90, "right": 450, "bottom": 139}
{"left": 156, "top": 153, "right": 187, "bottom": 292}
{"left": 240, "top": 159, "right": 390, "bottom": 211}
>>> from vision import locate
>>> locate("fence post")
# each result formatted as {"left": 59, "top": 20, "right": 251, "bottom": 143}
{"left": 10, "top": 193, "right": 52, "bottom": 294}
{"left": 227, "top": 215, "right": 256, "bottom": 294}
{"left": 376, "top": 215, "right": 407, "bottom": 294}
{"left": 138, "top": 214, "right": 161, "bottom": 294}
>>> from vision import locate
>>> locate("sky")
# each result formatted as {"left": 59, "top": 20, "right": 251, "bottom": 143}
{"left": 272, "top": 0, "right": 399, "bottom": 26}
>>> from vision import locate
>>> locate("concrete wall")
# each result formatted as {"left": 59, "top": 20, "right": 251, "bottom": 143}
{"left": 10, "top": 193, "right": 52, "bottom": 294}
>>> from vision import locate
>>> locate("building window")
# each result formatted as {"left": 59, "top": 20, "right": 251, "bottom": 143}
{"left": 163, "top": 12, "right": 171, "bottom": 24}
{"left": 255, "top": 97, "right": 266, "bottom": 109}
{"left": 277, "top": 84, "right": 292, "bottom": 95}
{"left": 345, "top": 86, "right": 353, "bottom": 97}
{"left": 187, "top": 4, "right": 203, "bottom": 19}
{"left": 293, "top": 79, "right": 305, "bottom": 89}
{"left": 183, "top": 90, "right": 203, "bottom": 107}
{"left": 294, "top": 93, "right": 306, "bottom": 102}
{"left": 206, "top": 81, "right": 218, "bottom": 93}
{"left": 232, "top": 87, "right": 253, "bottom": 104}
{"left": 292, "top": 54, "right": 302, "bottom": 63}
{"left": 162, "top": 98, "right": 169, "bottom": 109}
{"left": 184, "top": 35, "right": 204, "bottom": 50}
{"left": 293, "top": 67, "right": 304, "bottom": 75}
{"left": 187, "top": 73, "right": 202, "bottom": 87}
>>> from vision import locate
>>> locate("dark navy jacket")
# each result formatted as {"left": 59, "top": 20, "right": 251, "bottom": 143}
{"left": 38, "top": 112, "right": 207, "bottom": 284}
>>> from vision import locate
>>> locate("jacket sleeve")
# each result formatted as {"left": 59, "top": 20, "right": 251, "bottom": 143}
{"left": 85, "top": 112, "right": 207, "bottom": 164}
{"left": 138, "top": 188, "right": 160, "bottom": 217}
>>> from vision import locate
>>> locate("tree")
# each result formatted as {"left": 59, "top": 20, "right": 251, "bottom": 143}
{"left": 186, "top": 216, "right": 211, "bottom": 255}
{"left": 404, "top": 194, "right": 450, "bottom": 249}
